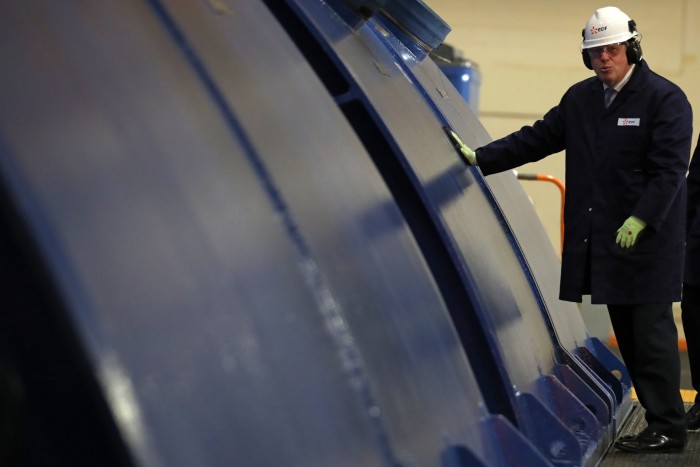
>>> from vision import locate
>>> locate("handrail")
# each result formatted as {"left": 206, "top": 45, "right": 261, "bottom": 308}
{"left": 515, "top": 172, "right": 565, "bottom": 254}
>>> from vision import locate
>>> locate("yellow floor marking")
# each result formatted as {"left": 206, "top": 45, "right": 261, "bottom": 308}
{"left": 608, "top": 335, "right": 687, "bottom": 351}
{"left": 630, "top": 388, "right": 696, "bottom": 403}
{"left": 681, "top": 389, "right": 697, "bottom": 404}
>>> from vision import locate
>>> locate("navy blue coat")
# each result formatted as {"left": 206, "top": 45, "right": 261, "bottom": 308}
{"left": 477, "top": 60, "right": 693, "bottom": 304}
{"left": 686, "top": 136, "right": 700, "bottom": 287}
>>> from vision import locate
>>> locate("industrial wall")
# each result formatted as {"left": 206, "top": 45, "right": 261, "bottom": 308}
{"left": 427, "top": 0, "right": 700, "bottom": 253}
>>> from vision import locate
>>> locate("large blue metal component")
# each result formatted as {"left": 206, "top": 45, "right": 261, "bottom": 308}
{"left": 0, "top": 1, "right": 631, "bottom": 466}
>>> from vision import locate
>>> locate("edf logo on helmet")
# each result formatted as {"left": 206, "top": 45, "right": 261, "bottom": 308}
{"left": 590, "top": 26, "right": 608, "bottom": 35}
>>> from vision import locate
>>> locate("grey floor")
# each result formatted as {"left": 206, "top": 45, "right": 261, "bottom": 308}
{"left": 598, "top": 349, "right": 697, "bottom": 466}
{"left": 599, "top": 402, "right": 699, "bottom": 466}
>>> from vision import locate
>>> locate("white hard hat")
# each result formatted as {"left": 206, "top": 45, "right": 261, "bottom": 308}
{"left": 581, "top": 6, "right": 638, "bottom": 50}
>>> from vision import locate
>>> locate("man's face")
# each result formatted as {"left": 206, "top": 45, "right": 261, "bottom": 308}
{"left": 588, "top": 42, "right": 633, "bottom": 86}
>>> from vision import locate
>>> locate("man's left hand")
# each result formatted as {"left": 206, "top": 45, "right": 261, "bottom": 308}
{"left": 615, "top": 216, "right": 647, "bottom": 248}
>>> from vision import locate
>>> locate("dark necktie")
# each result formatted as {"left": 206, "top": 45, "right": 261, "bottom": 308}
{"left": 605, "top": 87, "right": 616, "bottom": 108}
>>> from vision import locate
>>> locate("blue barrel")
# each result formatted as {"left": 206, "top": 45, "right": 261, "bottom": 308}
{"left": 0, "top": 1, "right": 630, "bottom": 466}
{"left": 439, "top": 62, "right": 481, "bottom": 113}
{"left": 432, "top": 43, "right": 482, "bottom": 113}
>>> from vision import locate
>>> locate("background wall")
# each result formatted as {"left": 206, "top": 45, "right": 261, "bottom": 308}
{"left": 427, "top": 0, "right": 700, "bottom": 253}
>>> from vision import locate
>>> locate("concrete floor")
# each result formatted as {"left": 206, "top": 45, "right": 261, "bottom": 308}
{"left": 681, "top": 350, "right": 695, "bottom": 395}
{"left": 603, "top": 323, "right": 698, "bottom": 466}
{"left": 599, "top": 402, "right": 700, "bottom": 466}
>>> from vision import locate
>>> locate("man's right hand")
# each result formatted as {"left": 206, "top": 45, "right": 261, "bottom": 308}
{"left": 444, "top": 127, "right": 477, "bottom": 165}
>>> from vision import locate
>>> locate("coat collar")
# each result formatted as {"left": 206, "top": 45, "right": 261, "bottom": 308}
{"left": 587, "top": 59, "right": 648, "bottom": 95}
{"left": 587, "top": 60, "right": 648, "bottom": 111}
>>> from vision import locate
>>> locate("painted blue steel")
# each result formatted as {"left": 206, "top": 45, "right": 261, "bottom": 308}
{"left": 0, "top": 0, "right": 633, "bottom": 466}
{"left": 368, "top": 0, "right": 620, "bottom": 413}
{"left": 0, "top": 1, "right": 555, "bottom": 466}
{"left": 267, "top": 2, "right": 557, "bottom": 464}
{"left": 477, "top": 174, "right": 631, "bottom": 428}
{"left": 370, "top": 10, "right": 578, "bottom": 369}
{"left": 3, "top": 1, "right": 410, "bottom": 465}
{"left": 335, "top": 0, "right": 388, "bottom": 15}
{"left": 284, "top": 2, "right": 616, "bottom": 462}
{"left": 367, "top": 0, "right": 632, "bottom": 419}
{"left": 373, "top": 10, "right": 430, "bottom": 61}
{"left": 553, "top": 363, "right": 609, "bottom": 426}
{"left": 144, "top": 1, "right": 400, "bottom": 464}
{"left": 325, "top": 1, "right": 633, "bottom": 462}
{"left": 587, "top": 337, "right": 631, "bottom": 388}
{"left": 380, "top": 0, "right": 451, "bottom": 51}
{"left": 336, "top": 0, "right": 630, "bottom": 456}
{"left": 288, "top": 0, "right": 518, "bottom": 421}
{"left": 363, "top": 14, "right": 556, "bottom": 347}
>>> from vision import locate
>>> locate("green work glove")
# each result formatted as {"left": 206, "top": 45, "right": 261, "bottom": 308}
{"left": 615, "top": 216, "right": 647, "bottom": 248}
{"left": 444, "top": 127, "right": 477, "bottom": 165}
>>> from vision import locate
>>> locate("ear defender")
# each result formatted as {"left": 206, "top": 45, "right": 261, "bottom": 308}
{"left": 625, "top": 20, "right": 642, "bottom": 64}
{"left": 582, "top": 28, "right": 593, "bottom": 70}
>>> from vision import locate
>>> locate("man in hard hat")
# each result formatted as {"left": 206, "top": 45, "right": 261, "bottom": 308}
{"left": 447, "top": 6, "right": 692, "bottom": 453}
{"left": 683, "top": 135, "right": 700, "bottom": 433}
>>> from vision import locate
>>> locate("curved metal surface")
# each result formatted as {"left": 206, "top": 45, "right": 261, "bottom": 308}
{"left": 379, "top": 0, "right": 451, "bottom": 51}
{"left": 280, "top": 1, "right": 629, "bottom": 463}
{"left": 0, "top": 0, "right": 629, "bottom": 466}
{"left": 0, "top": 1, "right": 517, "bottom": 466}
